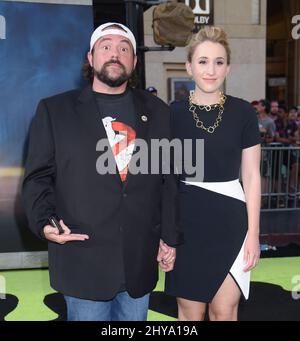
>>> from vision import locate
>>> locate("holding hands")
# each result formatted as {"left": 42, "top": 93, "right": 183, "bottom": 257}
{"left": 157, "top": 239, "right": 176, "bottom": 272}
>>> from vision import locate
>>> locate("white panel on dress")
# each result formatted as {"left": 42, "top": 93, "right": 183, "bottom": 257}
{"left": 182, "top": 179, "right": 250, "bottom": 299}
{"left": 182, "top": 179, "right": 246, "bottom": 202}
{"left": 229, "top": 235, "right": 250, "bottom": 300}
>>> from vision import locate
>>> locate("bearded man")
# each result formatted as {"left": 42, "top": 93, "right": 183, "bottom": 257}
{"left": 22, "top": 23, "right": 182, "bottom": 321}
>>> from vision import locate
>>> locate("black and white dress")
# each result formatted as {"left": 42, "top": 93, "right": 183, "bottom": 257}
{"left": 165, "top": 95, "right": 260, "bottom": 302}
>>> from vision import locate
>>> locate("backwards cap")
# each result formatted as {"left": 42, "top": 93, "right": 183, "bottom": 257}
{"left": 90, "top": 22, "right": 136, "bottom": 55}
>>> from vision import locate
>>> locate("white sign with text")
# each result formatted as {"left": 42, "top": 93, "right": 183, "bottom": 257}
{"left": 292, "top": 15, "right": 300, "bottom": 40}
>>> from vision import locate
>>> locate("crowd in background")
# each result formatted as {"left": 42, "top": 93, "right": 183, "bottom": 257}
{"left": 251, "top": 99, "right": 300, "bottom": 208}
{"left": 252, "top": 99, "right": 300, "bottom": 146}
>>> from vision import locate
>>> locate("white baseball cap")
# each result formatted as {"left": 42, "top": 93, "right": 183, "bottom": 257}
{"left": 89, "top": 22, "right": 137, "bottom": 55}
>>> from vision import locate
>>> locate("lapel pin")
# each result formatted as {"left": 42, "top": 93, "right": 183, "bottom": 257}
{"left": 141, "top": 115, "right": 148, "bottom": 122}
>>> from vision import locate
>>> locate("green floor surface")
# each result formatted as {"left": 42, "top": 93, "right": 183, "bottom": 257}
{"left": 1, "top": 257, "right": 299, "bottom": 321}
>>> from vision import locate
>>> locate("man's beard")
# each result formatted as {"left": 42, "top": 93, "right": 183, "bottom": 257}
{"left": 94, "top": 60, "right": 132, "bottom": 87}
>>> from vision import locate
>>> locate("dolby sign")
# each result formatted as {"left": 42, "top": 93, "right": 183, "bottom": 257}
{"left": 181, "top": 0, "right": 214, "bottom": 31}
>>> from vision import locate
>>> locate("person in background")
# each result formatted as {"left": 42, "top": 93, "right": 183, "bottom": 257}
{"left": 257, "top": 99, "right": 276, "bottom": 145}
{"left": 270, "top": 100, "right": 279, "bottom": 121}
{"left": 274, "top": 105, "right": 299, "bottom": 197}
{"left": 289, "top": 106, "right": 299, "bottom": 126}
{"left": 146, "top": 86, "right": 158, "bottom": 96}
{"left": 251, "top": 100, "right": 259, "bottom": 115}
{"left": 275, "top": 105, "right": 298, "bottom": 144}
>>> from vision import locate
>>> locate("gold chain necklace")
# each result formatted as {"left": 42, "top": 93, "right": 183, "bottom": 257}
{"left": 188, "top": 92, "right": 227, "bottom": 134}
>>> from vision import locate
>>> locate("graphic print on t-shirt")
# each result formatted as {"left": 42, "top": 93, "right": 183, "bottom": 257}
{"left": 102, "top": 116, "right": 136, "bottom": 182}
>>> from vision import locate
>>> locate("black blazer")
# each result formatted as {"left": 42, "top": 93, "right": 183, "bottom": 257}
{"left": 22, "top": 86, "right": 182, "bottom": 300}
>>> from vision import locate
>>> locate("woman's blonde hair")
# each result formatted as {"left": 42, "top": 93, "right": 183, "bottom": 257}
{"left": 187, "top": 26, "right": 231, "bottom": 64}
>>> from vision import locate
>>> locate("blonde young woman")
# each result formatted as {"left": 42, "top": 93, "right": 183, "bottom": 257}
{"left": 165, "top": 27, "right": 261, "bottom": 321}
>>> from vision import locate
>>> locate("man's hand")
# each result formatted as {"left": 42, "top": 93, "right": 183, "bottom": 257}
{"left": 157, "top": 239, "right": 176, "bottom": 272}
{"left": 43, "top": 220, "right": 89, "bottom": 244}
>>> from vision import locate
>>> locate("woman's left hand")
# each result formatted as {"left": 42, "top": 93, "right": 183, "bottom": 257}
{"left": 243, "top": 233, "right": 260, "bottom": 272}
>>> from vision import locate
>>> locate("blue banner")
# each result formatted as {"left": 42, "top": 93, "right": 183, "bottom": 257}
{"left": 0, "top": 1, "right": 93, "bottom": 253}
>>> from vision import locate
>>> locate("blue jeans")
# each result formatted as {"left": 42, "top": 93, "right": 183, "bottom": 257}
{"left": 64, "top": 291, "right": 150, "bottom": 321}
